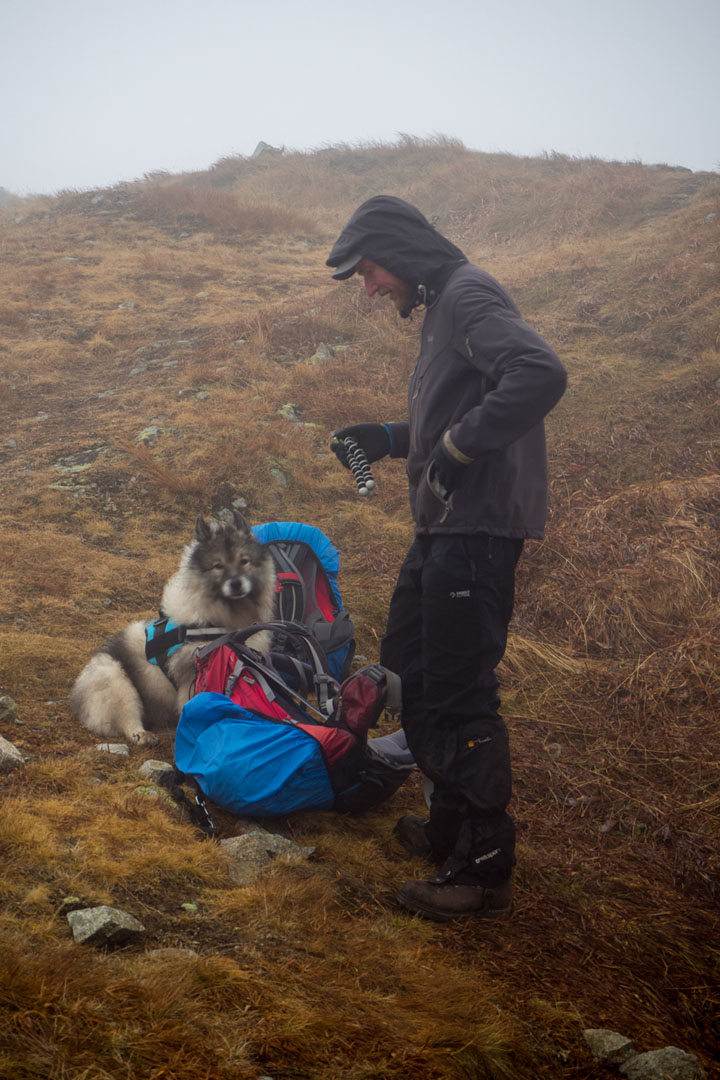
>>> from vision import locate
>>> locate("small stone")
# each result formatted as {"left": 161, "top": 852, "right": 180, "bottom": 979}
{"left": 96, "top": 743, "right": 130, "bottom": 756}
{"left": 220, "top": 829, "right": 314, "bottom": 886}
{"left": 0, "top": 733, "right": 26, "bottom": 773}
{"left": 584, "top": 1028, "right": 636, "bottom": 1066}
{"left": 0, "top": 696, "right": 18, "bottom": 723}
{"left": 138, "top": 760, "right": 175, "bottom": 786}
{"left": 67, "top": 905, "right": 145, "bottom": 947}
{"left": 308, "top": 343, "right": 331, "bottom": 365}
{"left": 136, "top": 425, "right": 161, "bottom": 444}
{"left": 269, "top": 467, "right": 287, "bottom": 486}
{"left": 134, "top": 785, "right": 180, "bottom": 812}
{"left": 546, "top": 742, "right": 563, "bottom": 758}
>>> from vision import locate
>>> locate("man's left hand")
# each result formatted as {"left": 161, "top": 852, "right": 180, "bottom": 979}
{"left": 428, "top": 436, "right": 470, "bottom": 501}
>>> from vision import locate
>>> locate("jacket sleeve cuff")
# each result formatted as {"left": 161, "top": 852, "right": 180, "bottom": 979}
{"left": 384, "top": 422, "right": 410, "bottom": 459}
{"left": 443, "top": 429, "right": 473, "bottom": 464}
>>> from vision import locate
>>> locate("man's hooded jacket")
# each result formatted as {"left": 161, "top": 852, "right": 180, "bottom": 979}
{"left": 328, "top": 196, "right": 567, "bottom": 539}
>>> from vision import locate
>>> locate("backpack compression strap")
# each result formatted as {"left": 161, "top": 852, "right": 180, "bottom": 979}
{"left": 196, "top": 621, "right": 339, "bottom": 719}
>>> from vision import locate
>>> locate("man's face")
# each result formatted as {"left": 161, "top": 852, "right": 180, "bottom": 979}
{"left": 355, "top": 258, "right": 414, "bottom": 314}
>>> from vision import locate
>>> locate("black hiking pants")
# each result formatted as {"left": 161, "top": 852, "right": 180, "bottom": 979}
{"left": 379, "top": 532, "right": 523, "bottom": 886}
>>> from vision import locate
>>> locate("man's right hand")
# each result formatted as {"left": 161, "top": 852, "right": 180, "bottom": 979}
{"left": 330, "top": 423, "right": 391, "bottom": 469}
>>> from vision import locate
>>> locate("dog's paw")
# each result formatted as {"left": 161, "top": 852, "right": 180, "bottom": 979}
{"left": 129, "top": 730, "right": 160, "bottom": 748}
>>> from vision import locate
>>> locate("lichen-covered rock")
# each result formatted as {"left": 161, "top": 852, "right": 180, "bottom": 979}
{"left": 620, "top": 1047, "right": 706, "bottom": 1080}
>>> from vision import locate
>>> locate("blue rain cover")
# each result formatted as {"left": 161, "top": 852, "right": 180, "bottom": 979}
{"left": 252, "top": 521, "right": 342, "bottom": 608}
{"left": 175, "top": 693, "right": 335, "bottom": 816}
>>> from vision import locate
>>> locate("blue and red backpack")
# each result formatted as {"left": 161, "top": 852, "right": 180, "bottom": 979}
{"left": 252, "top": 521, "right": 355, "bottom": 682}
{"left": 174, "top": 622, "right": 411, "bottom": 825}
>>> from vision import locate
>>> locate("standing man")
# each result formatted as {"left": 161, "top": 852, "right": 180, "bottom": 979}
{"left": 327, "top": 195, "right": 567, "bottom": 922}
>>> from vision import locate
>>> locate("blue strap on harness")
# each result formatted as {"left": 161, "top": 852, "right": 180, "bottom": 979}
{"left": 145, "top": 616, "right": 187, "bottom": 666}
{"left": 145, "top": 616, "right": 187, "bottom": 678}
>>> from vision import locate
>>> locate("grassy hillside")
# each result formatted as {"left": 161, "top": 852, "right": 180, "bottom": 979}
{"left": 1, "top": 138, "right": 718, "bottom": 1079}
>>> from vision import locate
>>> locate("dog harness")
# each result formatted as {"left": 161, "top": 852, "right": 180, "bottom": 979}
{"left": 145, "top": 613, "right": 229, "bottom": 683}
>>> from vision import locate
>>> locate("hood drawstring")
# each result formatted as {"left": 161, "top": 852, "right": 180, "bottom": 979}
{"left": 402, "top": 282, "right": 439, "bottom": 320}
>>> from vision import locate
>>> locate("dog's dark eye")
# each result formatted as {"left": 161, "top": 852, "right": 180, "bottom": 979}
{"left": 239, "top": 557, "right": 250, "bottom": 567}
{"left": 212, "top": 561, "right": 224, "bottom": 570}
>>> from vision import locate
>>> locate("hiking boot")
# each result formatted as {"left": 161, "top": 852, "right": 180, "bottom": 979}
{"left": 396, "top": 877, "right": 512, "bottom": 922}
{"left": 393, "top": 816, "right": 444, "bottom": 861}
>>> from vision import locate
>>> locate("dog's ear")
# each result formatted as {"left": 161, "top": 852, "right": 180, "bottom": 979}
{"left": 194, "top": 515, "right": 213, "bottom": 542}
{"left": 231, "top": 508, "right": 250, "bottom": 533}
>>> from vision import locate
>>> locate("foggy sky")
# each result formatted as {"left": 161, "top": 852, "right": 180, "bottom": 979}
{"left": 2, "top": 0, "right": 718, "bottom": 196}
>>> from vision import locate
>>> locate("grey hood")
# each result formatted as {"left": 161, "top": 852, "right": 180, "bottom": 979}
{"left": 326, "top": 195, "right": 468, "bottom": 317}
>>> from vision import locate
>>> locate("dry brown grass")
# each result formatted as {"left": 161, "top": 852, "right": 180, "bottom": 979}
{"left": 1, "top": 143, "right": 719, "bottom": 1079}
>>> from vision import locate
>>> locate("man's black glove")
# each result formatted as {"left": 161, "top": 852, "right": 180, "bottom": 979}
{"left": 427, "top": 436, "right": 470, "bottom": 501}
{"left": 331, "top": 423, "right": 391, "bottom": 469}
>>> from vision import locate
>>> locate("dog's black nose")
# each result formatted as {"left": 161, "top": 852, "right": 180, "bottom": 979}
{"left": 224, "top": 577, "right": 249, "bottom": 598}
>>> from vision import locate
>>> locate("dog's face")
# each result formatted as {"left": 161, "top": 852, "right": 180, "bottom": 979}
{"left": 190, "top": 512, "right": 271, "bottom": 603}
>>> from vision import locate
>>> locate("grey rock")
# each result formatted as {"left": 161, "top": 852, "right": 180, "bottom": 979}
{"left": 252, "top": 140, "right": 283, "bottom": 157}
{"left": 269, "top": 466, "right": 288, "bottom": 486}
{"left": 67, "top": 905, "right": 145, "bottom": 946}
{"left": 278, "top": 402, "right": 302, "bottom": 422}
{"left": 0, "top": 695, "right": 18, "bottom": 723}
{"left": 91, "top": 194, "right": 104, "bottom": 205}
{"left": 54, "top": 447, "right": 107, "bottom": 472}
{"left": 0, "top": 733, "right": 26, "bottom": 773}
{"left": 96, "top": 743, "right": 130, "bottom": 756}
{"left": 705, "top": 213, "right": 717, "bottom": 224}
{"left": 136, "top": 425, "right": 161, "bottom": 444}
{"left": 308, "top": 343, "right": 331, "bottom": 365}
{"left": 138, "top": 759, "right": 175, "bottom": 786}
{"left": 7, "top": 439, "right": 17, "bottom": 450}
{"left": 584, "top": 1029, "right": 636, "bottom": 1066}
{"left": 133, "top": 784, "right": 181, "bottom": 812}
{"left": 620, "top": 1047, "right": 706, "bottom": 1080}
{"left": 130, "top": 364, "right": 148, "bottom": 375}
{"left": 220, "top": 828, "right": 314, "bottom": 886}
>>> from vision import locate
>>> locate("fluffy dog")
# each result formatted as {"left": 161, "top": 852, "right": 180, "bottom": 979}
{"left": 71, "top": 511, "right": 276, "bottom": 746}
